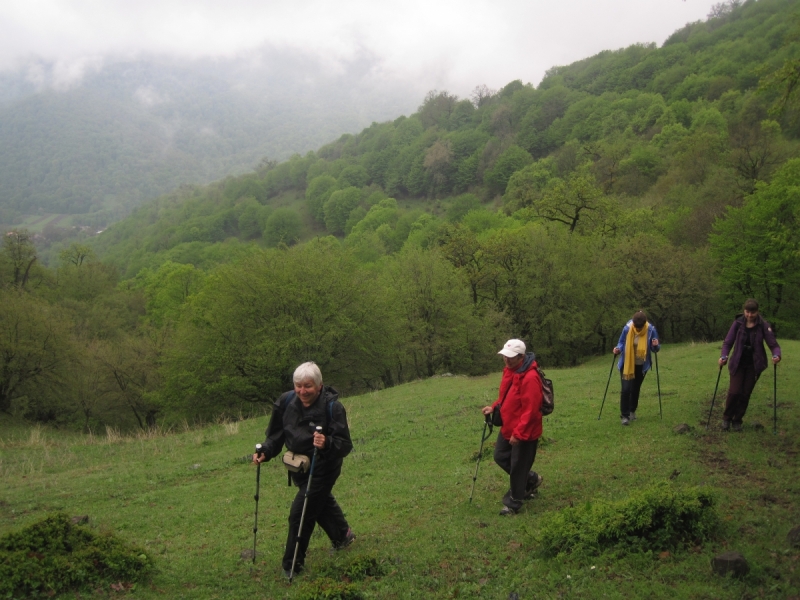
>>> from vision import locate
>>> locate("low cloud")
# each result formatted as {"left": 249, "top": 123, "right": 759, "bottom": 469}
{"left": 0, "top": 1, "right": 714, "bottom": 95}
{"left": 134, "top": 85, "right": 169, "bottom": 107}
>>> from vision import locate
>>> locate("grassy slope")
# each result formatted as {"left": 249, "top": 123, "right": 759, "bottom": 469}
{"left": 1, "top": 341, "right": 798, "bottom": 599}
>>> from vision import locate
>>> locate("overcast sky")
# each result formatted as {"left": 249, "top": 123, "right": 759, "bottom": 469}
{"left": 1, "top": 0, "right": 715, "bottom": 95}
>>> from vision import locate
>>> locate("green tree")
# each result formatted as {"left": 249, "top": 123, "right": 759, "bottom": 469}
{"left": 264, "top": 208, "right": 303, "bottom": 247}
{"left": 503, "top": 160, "right": 555, "bottom": 214}
{"left": 515, "top": 170, "right": 609, "bottom": 233}
{"left": 134, "top": 261, "right": 205, "bottom": 328}
{"left": 0, "top": 289, "right": 72, "bottom": 416}
{"left": 446, "top": 194, "right": 481, "bottom": 223}
{"left": 324, "top": 187, "right": 362, "bottom": 235}
{"left": 380, "top": 248, "right": 504, "bottom": 380}
{"left": 163, "top": 240, "right": 388, "bottom": 417}
{"left": 95, "top": 331, "right": 164, "bottom": 429}
{"left": 305, "top": 175, "right": 338, "bottom": 223}
{"left": 710, "top": 158, "right": 800, "bottom": 332}
{"left": 59, "top": 243, "right": 95, "bottom": 266}
{"left": 338, "top": 165, "right": 370, "bottom": 188}
{"left": 1, "top": 230, "right": 40, "bottom": 289}
{"left": 483, "top": 145, "right": 533, "bottom": 196}
{"left": 237, "top": 200, "right": 271, "bottom": 240}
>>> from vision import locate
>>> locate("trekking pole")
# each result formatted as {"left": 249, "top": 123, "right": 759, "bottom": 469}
{"left": 252, "top": 444, "right": 264, "bottom": 566}
{"left": 773, "top": 363, "right": 777, "bottom": 435}
{"left": 469, "top": 414, "right": 494, "bottom": 503}
{"left": 289, "top": 426, "right": 322, "bottom": 583}
{"left": 705, "top": 364, "right": 723, "bottom": 430}
{"left": 654, "top": 351, "right": 662, "bottom": 420}
{"left": 597, "top": 353, "right": 617, "bottom": 420}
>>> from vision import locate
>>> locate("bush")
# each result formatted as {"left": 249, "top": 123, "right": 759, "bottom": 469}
{"left": 0, "top": 513, "right": 153, "bottom": 598}
{"left": 538, "top": 482, "right": 718, "bottom": 557}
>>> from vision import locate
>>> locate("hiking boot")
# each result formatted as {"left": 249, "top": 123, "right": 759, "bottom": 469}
{"left": 721, "top": 420, "right": 731, "bottom": 431}
{"left": 332, "top": 528, "right": 356, "bottom": 550}
{"left": 499, "top": 506, "right": 518, "bottom": 516}
{"left": 283, "top": 564, "right": 304, "bottom": 580}
{"left": 630, "top": 411, "right": 636, "bottom": 421}
{"left": 731, "top": 422, "right": 743, "bottom": 432}
{"left": 621, "top": 417, "right": 630, "bottom": 426}
{"left": 524, "top": 474, "right": 543, "bottom": 499}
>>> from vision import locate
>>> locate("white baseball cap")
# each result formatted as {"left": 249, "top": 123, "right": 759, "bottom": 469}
{"left": 498, "top": 339, "right": 526, "bottom": 358}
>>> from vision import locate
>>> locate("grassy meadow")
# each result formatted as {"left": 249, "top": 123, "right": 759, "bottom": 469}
{"left": 1, "top": 341, "right": 798, "bottom": 599}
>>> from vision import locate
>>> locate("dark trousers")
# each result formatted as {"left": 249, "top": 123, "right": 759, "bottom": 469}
{"left": 723, "top": 362, "right": 759, "bottom": 424}
{"left": 494, "top": 433, "right": 539, "bottom": 511}
{"left": 282, "top": 475, "right": 349, "bottom": 571}
{"left": 620, "top": 364, "right": 645, "bottom": 417}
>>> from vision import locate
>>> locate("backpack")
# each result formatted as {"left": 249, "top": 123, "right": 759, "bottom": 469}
{"left": 495, "top": 366, "right": 554, "bottom": 422}
{"left": 537, "top": 367, "right": 554, "bottom": 416}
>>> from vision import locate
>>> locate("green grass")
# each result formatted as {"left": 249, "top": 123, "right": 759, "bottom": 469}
{"left": 1, "top": 341, "right": 798, "bottom": 599}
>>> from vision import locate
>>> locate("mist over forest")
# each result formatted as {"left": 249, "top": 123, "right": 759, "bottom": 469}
{"left": 1, "top": 0, "right": 799, "bottom": 432}
{"left": 0, "top": 47, "right": 423, "bottom": 227}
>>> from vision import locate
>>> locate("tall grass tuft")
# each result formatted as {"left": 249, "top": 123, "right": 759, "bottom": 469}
{"left": 26, "top": 424, "right": 44, "bottom": 447}
{"left": 105, "top": 425, "right": 122, "bottom": 443}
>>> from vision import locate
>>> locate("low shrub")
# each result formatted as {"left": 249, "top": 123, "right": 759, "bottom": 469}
{"left": 340, "top": 555, "right": 386, "bottom": 581}
{"left": 0, "top": 513, "right": 153, "bottom": 599}
{"left": 538, "top": 482, "right": 718, "bottom": 556}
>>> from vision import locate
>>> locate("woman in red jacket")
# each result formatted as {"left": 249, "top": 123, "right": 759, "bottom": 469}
{"left": 482, "top": 339, "right": 544, "bottom": 515}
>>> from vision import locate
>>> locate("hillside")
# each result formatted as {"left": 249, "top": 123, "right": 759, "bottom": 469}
{"left": 0, "top": 49, "right": 422, "bottom": 227}
{"left": 1, "top": 0, "right": 799, "bottom": 433}
{"left": 93, "top": 0, "right": 800, "bottom": 273}
{"left": 1, "top": 342, "right": 798, "bottom": 598}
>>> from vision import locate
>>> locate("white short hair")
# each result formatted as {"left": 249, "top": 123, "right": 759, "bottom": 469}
{"left": 293, "top": 362, "right": 323, "bottom": 387}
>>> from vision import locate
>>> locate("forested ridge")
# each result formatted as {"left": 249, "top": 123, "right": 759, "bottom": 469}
{"left": 1, "top": 0, "right": 799, "bottom": 432}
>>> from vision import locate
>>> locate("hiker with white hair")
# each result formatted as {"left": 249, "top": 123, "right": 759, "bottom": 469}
{"left": 253, "top": 362, "right": 354, "bottom": 578}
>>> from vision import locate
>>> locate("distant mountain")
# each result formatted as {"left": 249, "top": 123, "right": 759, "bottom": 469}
{"left": 0, "top": 49, "right": 423, "bottom": 225}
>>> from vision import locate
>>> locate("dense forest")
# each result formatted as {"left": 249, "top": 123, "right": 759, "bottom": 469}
{"left": 0, "top": 49, "right": 421, "bottom": 226}
{"left": 1, "top": 0, "right": 799, "bottom": 432}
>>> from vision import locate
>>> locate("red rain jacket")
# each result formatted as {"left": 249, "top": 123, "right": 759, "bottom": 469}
{"left": 491, "top": 358, "right": 543, "bottom": 442}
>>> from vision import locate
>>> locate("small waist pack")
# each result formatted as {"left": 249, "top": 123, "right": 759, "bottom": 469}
{"left": 282, "top": 451, "right": 310, "bottom": 473}
{"left": 491, "top": 405, "right": 503, "bottom": 427}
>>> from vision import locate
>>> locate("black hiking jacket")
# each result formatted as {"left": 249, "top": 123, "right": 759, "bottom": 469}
{"left": 260, "top": 386, "right": 353, "bottom": 486}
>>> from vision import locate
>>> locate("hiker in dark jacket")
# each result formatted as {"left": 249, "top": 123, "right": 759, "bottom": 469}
{"left": 719, "top": 299, "right": 781, "bottom": 432}
{"left": 481, "top": 339, "right": 543, "bottom": 516}
{"left": 614, "top": 311, "right": 660, "bottom": 426}
{"left": 253, "top": 362, "right": 354, "bottom": 577}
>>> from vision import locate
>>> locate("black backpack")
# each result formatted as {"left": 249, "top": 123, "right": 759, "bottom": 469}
{"left": 537, "top": 367, "right": 554, "bottom": 416}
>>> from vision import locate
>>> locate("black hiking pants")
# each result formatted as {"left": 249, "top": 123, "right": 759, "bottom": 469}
{"left": 620, "top": 364, "right": 645, "bottom": 418}
{"left": 282, "top": 472, "right": 349, "bottom": 571}
{"left": 494, "top": 434, "right": 539, "bottom": 511}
